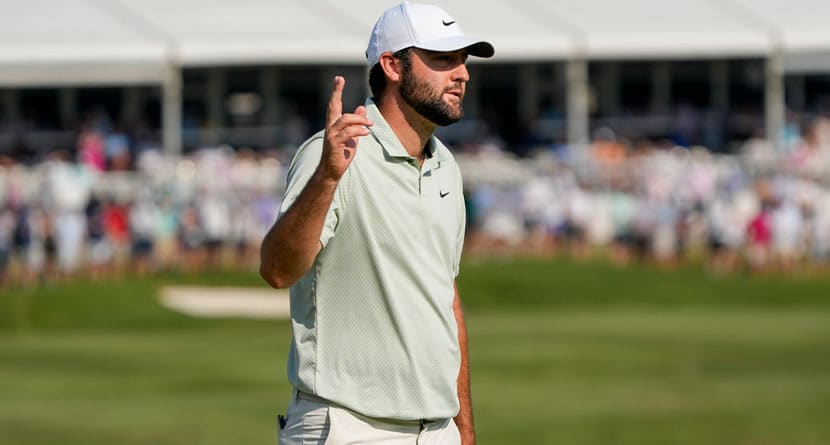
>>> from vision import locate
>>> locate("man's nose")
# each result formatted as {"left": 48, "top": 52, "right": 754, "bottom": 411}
{"left": 453, "top": 63, "right": 470, "bottom": 82}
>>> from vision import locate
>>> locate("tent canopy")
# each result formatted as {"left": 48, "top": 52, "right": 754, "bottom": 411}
{"left": 3, "top": 0, "right": 830, "bottom": 87}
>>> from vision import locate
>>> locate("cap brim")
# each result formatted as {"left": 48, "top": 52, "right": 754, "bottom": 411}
{"left": 415, "top": 36, "right": 494, "bottom": 58}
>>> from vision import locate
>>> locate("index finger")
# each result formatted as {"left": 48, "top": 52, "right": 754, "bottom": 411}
{"left": 327, "top": 76, "right": 345, "bottom": 127}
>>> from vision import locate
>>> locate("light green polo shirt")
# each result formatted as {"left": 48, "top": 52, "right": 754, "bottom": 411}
{"left": 278, "top": 98, "right": 466, "bottom": 421}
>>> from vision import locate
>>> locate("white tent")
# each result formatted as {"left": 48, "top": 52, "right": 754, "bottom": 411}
{"left": 3, "top": 0, "right": 830, "bottom": 152}
{"left": 15, "top": 0, "right": 830, "bottom": 79}
{"left": 0, "top": 0, "right": 169, "bottom": 87}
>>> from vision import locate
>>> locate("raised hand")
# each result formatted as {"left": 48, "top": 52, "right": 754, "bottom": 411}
{"left": 318, "top": 76, "right": 373, "bottom": 182}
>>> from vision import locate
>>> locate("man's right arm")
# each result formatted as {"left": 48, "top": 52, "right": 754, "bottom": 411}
{"left": 259, "top": 76, "right": 372, "bottom": 289}
{"left": 259, "top": 166, "right": 338, "bottom": 289}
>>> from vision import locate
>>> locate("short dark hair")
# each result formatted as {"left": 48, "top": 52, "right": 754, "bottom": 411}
{"left": 368, "top": 47, "right": 412, "bottom": 100}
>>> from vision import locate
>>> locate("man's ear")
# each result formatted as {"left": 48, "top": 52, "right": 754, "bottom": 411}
{"left": 379, "top": 52, "right": 403, "bottom": 84}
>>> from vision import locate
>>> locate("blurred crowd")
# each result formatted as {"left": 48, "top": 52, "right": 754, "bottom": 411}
{"left": 461, "top": 115, "right": 830, "bottom": 275}
{"left": 2, "top": 115, "right": 830, "bottom": 288}
{"left": 0, "top": 146, "right": 284, "bottom": 287}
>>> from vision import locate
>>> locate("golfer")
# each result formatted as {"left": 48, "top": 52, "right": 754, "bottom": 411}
{"left": 260, "top": 2, "right": 493, "bottom": 443}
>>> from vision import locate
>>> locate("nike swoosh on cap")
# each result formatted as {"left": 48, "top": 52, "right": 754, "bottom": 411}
{"left": 442, "top": 20, "right": 455, "bottom": 26}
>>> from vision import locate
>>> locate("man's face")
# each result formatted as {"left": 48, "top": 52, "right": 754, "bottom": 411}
{"left": 399, "top": 49, "right": 469, "bottom": 127}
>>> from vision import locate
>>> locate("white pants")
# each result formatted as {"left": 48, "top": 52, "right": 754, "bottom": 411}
{"left": 278, "top": 389, "right": 461, "bottom": 445}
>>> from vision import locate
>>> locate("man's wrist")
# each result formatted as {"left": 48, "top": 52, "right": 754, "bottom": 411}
{"left": 311, "top": 168, "right": 342, "bottom": 189}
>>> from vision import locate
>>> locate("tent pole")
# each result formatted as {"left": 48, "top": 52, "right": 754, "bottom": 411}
{"left": 765, "top": 47, "right": 786, "bottom": 153}
{"left": 566, "top": 58, "right": 590, "bottom": 147}
{"left": 162, "top": 63, "right": 182, "bottom": 156}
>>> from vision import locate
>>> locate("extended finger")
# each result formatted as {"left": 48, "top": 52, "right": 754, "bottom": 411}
{"left": 332, "top": 125, "right": 371, "bottom": 141}
{"left": 326, "top": 76, "right": 345, "bottom": 127}
{"left": 331, "top": 113, "right": 373, "bottom": 130}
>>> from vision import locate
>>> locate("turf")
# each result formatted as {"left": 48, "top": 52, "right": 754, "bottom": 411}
{"left": 1, "top": 260, "right": 830, "bottom": 444}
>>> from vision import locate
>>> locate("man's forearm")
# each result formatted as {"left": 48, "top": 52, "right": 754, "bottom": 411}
{"left": 259, "top": 171, "right": 337, "bottom": 288}
{"left": 260, "top": 76, "right": 370, "bottom": 289}
{"left": 453, "top": 283, "right": 475, "bottom": 445}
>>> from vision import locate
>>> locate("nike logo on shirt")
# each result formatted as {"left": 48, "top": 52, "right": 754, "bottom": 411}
{"left": 440, "top": 190, "right": 450, "bottom": 198}
{"left": 442, "top": 20, "right": 455, "bottom": 26}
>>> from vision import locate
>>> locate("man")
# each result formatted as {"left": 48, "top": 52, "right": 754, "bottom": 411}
{"left": 260, "top": 2, "right": 493, "bottom": 444}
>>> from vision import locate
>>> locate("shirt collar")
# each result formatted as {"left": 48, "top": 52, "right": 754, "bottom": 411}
{"left": 365, "top": 98, "right": 449, "bottom": 163}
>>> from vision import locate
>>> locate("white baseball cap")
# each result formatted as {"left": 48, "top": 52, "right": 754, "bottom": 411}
{"left": 366, "top": 1, "right": 494, "bottom": 67}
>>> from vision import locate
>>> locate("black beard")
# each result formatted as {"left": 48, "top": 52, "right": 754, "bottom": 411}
{"left": 399, "top": 69, "right": 463, "bottom": 127}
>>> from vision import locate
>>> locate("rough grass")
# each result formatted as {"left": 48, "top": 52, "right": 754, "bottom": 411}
{"left": 1, "top": 260, "right": 830, "bottom": 444}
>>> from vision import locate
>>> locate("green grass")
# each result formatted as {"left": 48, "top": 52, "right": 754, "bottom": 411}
{"left": 470, "top": 308, "right": 830, "bottom": 444}
{"left": 2, "top": 260, "right": 830, "bottom": 444}
{"left": 456, "top": 257, "right": 830, "bottom": 308}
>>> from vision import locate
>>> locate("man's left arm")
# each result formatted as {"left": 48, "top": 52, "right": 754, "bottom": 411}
{"left": 453, "top": 281, "right": 475, "bottom": 445}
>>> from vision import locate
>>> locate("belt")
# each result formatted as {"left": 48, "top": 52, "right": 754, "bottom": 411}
{"left": 293, "top": 389, "right": 442, "bottom": 426}
{"left": 295, "top": 389, "right": 332, "bottom": 405}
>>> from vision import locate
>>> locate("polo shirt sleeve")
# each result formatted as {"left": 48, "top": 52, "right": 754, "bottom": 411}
{"left": 278, "top": 134, "right": 340, "bottom": 248}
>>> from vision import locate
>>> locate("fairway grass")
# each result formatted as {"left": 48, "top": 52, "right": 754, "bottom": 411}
{"left": 0, "top": 326, "right": 287, "bottom": 445}
{"left": 469, "top": 308, "right": 830, "bottom": 444}
{"left": 2, "top": 260, "right": 830, "bottom": 444}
